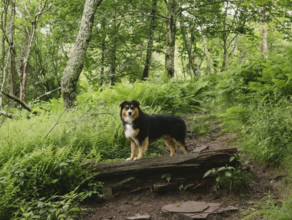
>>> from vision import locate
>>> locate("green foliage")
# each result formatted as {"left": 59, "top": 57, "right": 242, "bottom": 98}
{"left": 161, "top": 173, "right": 172, "bottom": 183}
{"left": 91, "top": 77, "right": 209, "bottom": 113}
{"left": 0, "top": 78, "right": 208, "bottom": 219}
{"left": 267, "top": 194, "right": 292, "bottom": 220}
{"left": 203, "top": 155, "right": 252, "bottom": 192}
{"left": 189, "top": 114, "right": 212, "bottom": 136}
{"left": 249, "top": 47, "right": 292, "bottom": 99}
{"left": 217, "top": 46, "right": 292, "bottom": 165}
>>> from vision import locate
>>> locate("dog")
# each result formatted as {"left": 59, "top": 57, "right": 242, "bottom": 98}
{"left": 120, "top": 100, "right": 188, "bottom": 161}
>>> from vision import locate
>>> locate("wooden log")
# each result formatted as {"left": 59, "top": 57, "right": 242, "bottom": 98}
{"left": 92, "top": 148, "right": 238, "bottom": 194}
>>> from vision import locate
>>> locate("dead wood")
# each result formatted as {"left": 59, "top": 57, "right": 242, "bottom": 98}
{"left": 36, "top": 87, "right": 61, "bottom": 100}
{"left": 0, "top": 91, "right": 31, "bottom": 112}
{"left": 91, "top": 148, "right": 238, "bottom": 195}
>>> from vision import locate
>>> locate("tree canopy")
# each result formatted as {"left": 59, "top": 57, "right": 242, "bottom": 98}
{"left": 0, "top": 0, "right": 291, "bottom": 106}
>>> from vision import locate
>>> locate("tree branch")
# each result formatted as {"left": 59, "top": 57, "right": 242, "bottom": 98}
{"left": 36, "top": 87, "right": 61, "bottom": 100}
{"left": 0, "top": 91, "right": 32, "bottom": 112}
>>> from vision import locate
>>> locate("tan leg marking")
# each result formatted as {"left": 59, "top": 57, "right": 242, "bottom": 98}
{"left": 126, "top": 140, "right": 138, "bottom": 161}
{"left": 175, "top": 140, "right": 188, "bottom": 154}
{"left": 163, "top": 136, "right": 177, "bottom": 156}
{"left": 135, "top": 137, "right": 149, "bottom": 160}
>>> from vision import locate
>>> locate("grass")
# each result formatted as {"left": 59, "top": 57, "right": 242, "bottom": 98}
{"left": 0, "top": 51, "right": 291, "bottom": 219}
{"left": 0, "top": 78, "right": 207, "bottom": 219}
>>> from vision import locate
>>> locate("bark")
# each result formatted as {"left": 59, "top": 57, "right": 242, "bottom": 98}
{"left": 8, "top": 0, "right": 17, "bottom": 97}
{"left": 61, "top": 0, "right": 103, "bottom": 108}
{"left": 165, "top": 0, "right": 178, "bottom": 78}
{"left": 142, "top": 0, "right": 158, "bottom": 80}
{"left": 90, "top": 148, "right": 238, "bottom": 193}
{"left": 221, "top": 36, "right": 228, "bottom": 72}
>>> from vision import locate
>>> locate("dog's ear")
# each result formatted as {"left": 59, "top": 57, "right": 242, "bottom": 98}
{"left": 120, "top": 101, "right": 127, "bottom": 108}
{"left": 132, "top": 100, "right": 140, "bottom": 107}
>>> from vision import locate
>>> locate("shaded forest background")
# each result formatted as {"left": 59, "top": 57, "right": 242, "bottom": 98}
{"left": 0, "top": 0, "right": 291, "bottom": 219}
{"left": 1, "top": 0, "right": 290, "bottom": 104}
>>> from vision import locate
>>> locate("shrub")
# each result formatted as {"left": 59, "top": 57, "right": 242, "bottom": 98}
{"left": 0, "top": 77, "right": 211, "bottom": 219}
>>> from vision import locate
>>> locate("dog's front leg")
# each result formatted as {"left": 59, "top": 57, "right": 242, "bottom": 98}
{"left": 134, "top": 137, "right": 149, "bottom": 160}
{"left": 126, "top": 140, "right": 138, "bottom": 161}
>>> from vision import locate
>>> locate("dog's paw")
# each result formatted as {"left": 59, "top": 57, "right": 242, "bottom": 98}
{"left": 126, "top": 157, "right": 133, "bottom": 161}
{"left": 133, "top": 157, "right": 141, "bottom": 161}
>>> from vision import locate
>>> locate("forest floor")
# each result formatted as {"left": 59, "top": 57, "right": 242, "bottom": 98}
{"left": 84, "top": 116, "right": 286, "bottom": 220}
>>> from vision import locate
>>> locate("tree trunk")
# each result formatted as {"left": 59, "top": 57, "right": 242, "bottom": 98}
{"left": 19, "top": 0, "right": 49, "bottom": 101}
{"left": 100, "top": 18, "right": 106, "bottom": 86}
{"left": 220, "top": 2, "right": 229, "bottom": 72}
{"left": 142, "top": 0, "right": 158, "bottom": 80}
{"left": 8, "top": 0, "right": 17, "bottom": 97}
{"left": 221, "top": 35, "right": 228, "bottom": 72}
{"left": 260, "top": 23, "right": 268, "bottom": 57}
{"left": 260, "top": 7, "right": 268, "bottom": 59}
{"left": 0, "top": 1, "right": 8, "bottom": 109}
{"left": 61, "top": 0, "right": 103, "bottom": 108}
{"left": 109, "top": 6, "right": 118, "bottom": 85}
{"left": 202, "top": 36, "right": 213, "bottom": 74}
{"left": 165, "top": 0, "right": 177, "bottom": 78}
{"left": 90, "top": 148, "right": 238, "bottom": 194}
{"left": 180, "top": 20, "right": 200, "bottom": 77}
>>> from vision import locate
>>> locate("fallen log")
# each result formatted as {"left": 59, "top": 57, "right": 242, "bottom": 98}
{"left": 91, "top": 148, "right": 238, "bottom": 197}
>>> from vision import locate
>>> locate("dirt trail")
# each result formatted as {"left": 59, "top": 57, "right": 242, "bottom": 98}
{"left": 84, "top": 122, "right": 283, "bottom": 220}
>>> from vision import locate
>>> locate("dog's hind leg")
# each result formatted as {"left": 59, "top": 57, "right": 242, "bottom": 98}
{"left": 135, "top": 137, "right": 149, "bottom": 160}
{"left": 126, "top": 140, "right": 138, "bottom": 161}
{"left": 163, "top": 137, "right": 177, "bottom": 156}
{"left": 175, "top": 140, "right": 188, "bottom": 155}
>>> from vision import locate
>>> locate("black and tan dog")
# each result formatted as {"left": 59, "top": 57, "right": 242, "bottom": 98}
{"left": 120, "top": 100, "right": 188, "bottom": 161}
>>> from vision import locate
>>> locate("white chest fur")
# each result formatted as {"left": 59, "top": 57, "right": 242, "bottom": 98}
{"left": 124, "top": 123, "right": 139, "bottom": 146}
{"left": 125, "top": 124, "right": 135, "bottom": 138}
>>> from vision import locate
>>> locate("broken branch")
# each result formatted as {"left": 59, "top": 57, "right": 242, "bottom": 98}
{"left": 0, "top": 91, "right": 32, "bottom": 112}
{"left": 36, "top": 87, "right": 61, "bottom": 100}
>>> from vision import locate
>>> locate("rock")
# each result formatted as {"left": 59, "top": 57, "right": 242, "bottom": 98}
{"left": 162, "top": 201, "right": 238, "bottom": 219}
{"left": 192, "top": 145, "right": 209, "bottom": 153}
{"left": 162, "top": 201, "right": 209, "bottom": 213}
{"left": 126, "top": 214, "right": 151, "bottom": 220}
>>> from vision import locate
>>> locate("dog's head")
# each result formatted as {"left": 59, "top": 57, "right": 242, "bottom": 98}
{"left": 120, "top": 100, "right": 140, "bottom": 122}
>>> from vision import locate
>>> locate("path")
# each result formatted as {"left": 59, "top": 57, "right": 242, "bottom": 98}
{"left": 84, "top": 120, "right": 283, "bottom": 220}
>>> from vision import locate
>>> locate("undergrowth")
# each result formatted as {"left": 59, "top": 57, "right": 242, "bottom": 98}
{"left": 216, "top": 46, "right": 292, "bottom": 219}
{"left": 0, "top": 46, "right": 291, "bottom": 219}
{"left": 0, "top": 78, "right": 210, "bottom": 219}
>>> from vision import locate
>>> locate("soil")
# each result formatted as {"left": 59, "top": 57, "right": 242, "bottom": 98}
{"left": 84, "top": 120, "right": 285, "bottom": 220}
